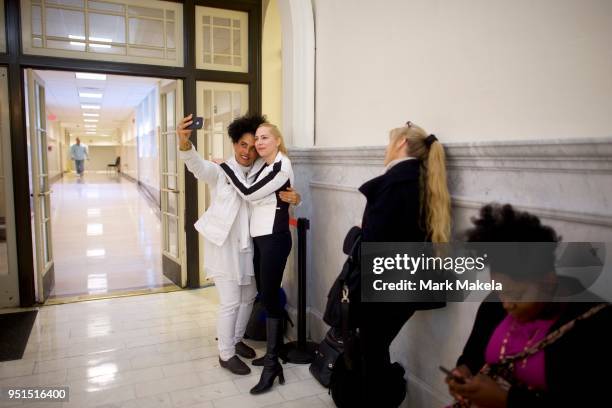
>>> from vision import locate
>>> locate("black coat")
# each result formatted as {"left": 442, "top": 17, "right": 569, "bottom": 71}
{"left": 359, "top": 159, "right": 443, "bottom": 312}
{"left": 359, "top": 159, "right": 426, "bottom": 243}
{"left": 457, "top": 294, "right": 612, "bottom": 407}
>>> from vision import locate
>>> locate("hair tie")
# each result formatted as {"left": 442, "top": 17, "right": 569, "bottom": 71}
{"left": 425, "top": 134, "right": 438, "bottom": 147}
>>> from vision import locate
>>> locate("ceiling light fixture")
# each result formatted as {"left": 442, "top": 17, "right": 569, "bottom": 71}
{"left": 75, "top": 72, "right": 106, "bottom": 81}
{"left": 79, "top": 92, "right": 103, "bottom": 98}
{"left": 83, "top": 113, "right": 99, "bottom": 117}
{"left": 84, "top": 119, "right": 98, "bottom": 122}
{"left": 81, "top": 104, "right": 101, "bottom": 110}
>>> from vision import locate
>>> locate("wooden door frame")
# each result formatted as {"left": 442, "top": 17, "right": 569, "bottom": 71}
{"left": 0, "top": 0, "right": 262, "bottom": 306}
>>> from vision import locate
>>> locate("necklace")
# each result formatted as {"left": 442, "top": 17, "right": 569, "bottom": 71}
{"left": 499, "top": 320, "right": 542, "bottom": 368}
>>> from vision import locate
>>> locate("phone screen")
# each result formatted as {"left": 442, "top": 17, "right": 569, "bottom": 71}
{"left": 439, "top": 366, "right": 465, "bottom": 384}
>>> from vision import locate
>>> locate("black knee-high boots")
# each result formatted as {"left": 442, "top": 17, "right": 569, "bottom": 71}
{"left": 250, "top": 318, "right": 285, "bottom": 394}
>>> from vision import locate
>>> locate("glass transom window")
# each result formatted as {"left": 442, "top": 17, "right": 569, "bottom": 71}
{"left": 21, "top": 0, "right": 183, "bottom": 67}
{"left": 195, "top": 6, "right": 248, "bottom": 73}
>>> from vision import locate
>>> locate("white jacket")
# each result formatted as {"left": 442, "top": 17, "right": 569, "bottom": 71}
{"left": 179, "top": 146, "right": 264, "bottom": 284}
{"left": 220, "top": 152, "right": 294, "bottom": 237}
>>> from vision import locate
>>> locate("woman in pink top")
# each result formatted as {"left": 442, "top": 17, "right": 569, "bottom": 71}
{"left": 444, "top": 204, "right": 611, "bottom": 408}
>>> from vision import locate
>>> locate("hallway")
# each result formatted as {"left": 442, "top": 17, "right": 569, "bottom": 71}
{"left": 0, "top": 288, "right": 329, "bottom": 408}
{"left": 49, "top": 173, "right": 175, "bottom": 299}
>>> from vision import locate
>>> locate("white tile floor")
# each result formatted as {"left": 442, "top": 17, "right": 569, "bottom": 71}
{"left": 49, "top": 173, "right": 175, "bottom": 298}
{"left": 0, "top": 288, "right": 331, "bottom": 408}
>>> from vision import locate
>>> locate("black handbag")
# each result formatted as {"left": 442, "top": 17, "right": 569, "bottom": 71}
{"left": 309, "top": 328, "right": 344, "bottom": 388}
{"left": 323, "top": 226, "right": 362, "bottom": 329}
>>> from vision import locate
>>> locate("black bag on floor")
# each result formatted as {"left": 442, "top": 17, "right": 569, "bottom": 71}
{"left": 309, "top": 327, "right": 343, "bottom": 387}
{"left": 244, "top": 289, "right": 293, "bottom": 341}
{"left": 329, "top": 334, "right": 362, "bottom": 408}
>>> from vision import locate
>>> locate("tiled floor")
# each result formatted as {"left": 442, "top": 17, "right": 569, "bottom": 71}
{"left": 49, "top": 173, "right": 175, "bottom": 298}
{"left": 0, "top": 288, "right": 331, "bottom": 408}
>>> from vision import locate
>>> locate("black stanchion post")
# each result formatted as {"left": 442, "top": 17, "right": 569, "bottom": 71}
{"left": 283, "top": 218, "right": 318, "bottom": 364}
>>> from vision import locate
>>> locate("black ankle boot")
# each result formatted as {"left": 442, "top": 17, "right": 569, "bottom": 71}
{"left": 251, "top": 351, "right": 287, "bottom": 367}
{"left": 250, "top": 318, "right": 285, "bottom": 394}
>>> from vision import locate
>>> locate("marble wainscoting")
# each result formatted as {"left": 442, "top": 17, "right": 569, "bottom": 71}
{"left": 284, "top": 138, "right": 612, "bottom": 407}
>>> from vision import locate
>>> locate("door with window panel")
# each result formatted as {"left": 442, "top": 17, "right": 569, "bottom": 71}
{"left": 195, "top": 81, "right": 249, "bottom": 281}
{"left": 0, "top": 68, "right": 19, "bottom": 307}
{"left": 160, "top": 80, "right": 186, "bottom": 287}
{"left": 26, "top": 69, "right": 55, "bottom": 303}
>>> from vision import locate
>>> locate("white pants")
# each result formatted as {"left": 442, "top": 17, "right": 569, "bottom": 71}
{"left": 214, "top": 278, "right": 257, "bottom": 361}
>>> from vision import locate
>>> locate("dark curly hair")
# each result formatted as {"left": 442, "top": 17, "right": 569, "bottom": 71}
{"left": 227, "top": 114, "right": 268, "bottom": 143}
{"left": 466, "top": 203, "right": 560, "bottom": 243}
{"left": 466, "top": 204, "right": 560, "bottom": 279}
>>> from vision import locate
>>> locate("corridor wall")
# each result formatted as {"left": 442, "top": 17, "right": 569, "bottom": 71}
{"left": 87, "top": 146, "right": 120, "bottom": 172}
{"left": 135, "top": 88, "right": 160, "bottom": 206}
{"left": 46, "top": 120, "right": 62, "bottom": 181}
{"left": 120, "top": 113, "right": 138, "bottom": 181}
{"left": 312, "top": 0, "right": 612, "bottom": 146}
{"left": 280, "top": 1, "right": 612, "bottom": 406}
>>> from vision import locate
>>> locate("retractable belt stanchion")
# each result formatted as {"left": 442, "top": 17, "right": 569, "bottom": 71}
{"left": 283, "top": 217, "right": 318, "bottom": 364}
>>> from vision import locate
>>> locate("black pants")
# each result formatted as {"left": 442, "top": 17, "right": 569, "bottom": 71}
{"left": 253, "top": 231, "right": 292, "bottom": 319}
{"left": 361, "top": 303, "right": 415, "bottom": 406}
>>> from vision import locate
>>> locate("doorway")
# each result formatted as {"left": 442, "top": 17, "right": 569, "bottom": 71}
{"left": 24, "top": 69, "right": 186, "bottom": 304}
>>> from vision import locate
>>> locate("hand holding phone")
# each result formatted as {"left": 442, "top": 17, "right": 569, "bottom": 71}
{"left": 187, "top": 115, "right": 204, "bottom": 130}
{"left": 440, "top": 365, "right": 466, "bottom": 384}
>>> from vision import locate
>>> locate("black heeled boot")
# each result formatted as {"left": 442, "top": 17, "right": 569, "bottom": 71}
{"left": 250, "top": 318, "right": 285, "bottom": 394}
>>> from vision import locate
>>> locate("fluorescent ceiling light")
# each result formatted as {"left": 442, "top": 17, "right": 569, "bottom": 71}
{"left": 79, "top": 92, "right": 103, "bottom": 98}
{"left": 84, "top": 119, "right": 98, "bottom": 122}
{"left": 86, "top": 131, "right": 96, "bottom": 134}
{"left": 86, "top": 249, "right": 105, "bottom": 257}
{"left": 89, "top": 37, "right": 112, "bottom": 43}
{"left": 83, "top": 113, "right": 99, "bottom": 117}
{"left": 84, "top": 125, "right": 97, "bottom": 128}
{"left": 81, "top": 104, "right": 101, "bottom": 110}
{"left": 75, "top": 72, "right": 106, "bottom": 81}
{"left": 69, "top": 35, "right": 86, "bottom": 40}
{"left": 90, "top": 44, "right": 112, "bottom": 49}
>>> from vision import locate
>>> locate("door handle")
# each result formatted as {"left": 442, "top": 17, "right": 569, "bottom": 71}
{"left": 38, "top": 190, "right": 53, "bottom": 197}
{"left": 162, "top": 188, "right": 180, "bottom": 194}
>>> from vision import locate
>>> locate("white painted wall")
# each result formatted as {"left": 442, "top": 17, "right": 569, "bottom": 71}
{"left": 278, "top": 0, "right": 315, "bottom": 147}
{"left": 120, "top": 113, "right": 138, "bottom": 180}
{"left": 86, "top": 146, "right": 120, "bottom": 171}
{"left": 312, "top": 0, "right": 612, "bottom": 146}
{"left": 46, "top": 119, "right": 62, "bottom": 180}
{"left": 136, "top": 87, "right": 160, "bottom": 203}
{"left": 262, "top": 0, "right": 283, "bottom": 128}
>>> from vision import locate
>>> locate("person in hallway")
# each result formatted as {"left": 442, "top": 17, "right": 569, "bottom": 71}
{"left": 219, "top": 123, "right": 294, "bottom": 395}
{"left": 70, "top": 137, "right": 89, "bottom": 177}
{"left": 359, "top": 121, "right": 451, "bottom": 406}
{"left": 445, "top": 204, "right": 612, "bottom": 408}
{"left": 176, "top": 114, "right": 301, "bottom": 377}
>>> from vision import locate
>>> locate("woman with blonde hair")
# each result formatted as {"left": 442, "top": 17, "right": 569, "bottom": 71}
{"left": 360, "top": 121, "right": 451, "bottom": 406}
{"left": 220, "top": 122, "right": 294, "bottom": 395}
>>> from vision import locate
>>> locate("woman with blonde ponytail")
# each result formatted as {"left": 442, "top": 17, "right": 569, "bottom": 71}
{"left": 359, "top": 121, "right": 450, "bottom": 406}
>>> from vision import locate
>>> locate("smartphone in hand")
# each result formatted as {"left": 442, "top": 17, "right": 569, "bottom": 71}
{"left": 440, "top": 366, "right": 466, "bottom": 384}
{"left": 187, "top": 116, "right": 204, "bottom": 130}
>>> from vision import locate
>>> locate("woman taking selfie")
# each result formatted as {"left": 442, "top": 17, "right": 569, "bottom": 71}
{"left": 219, "top": 123, "right": 294, "bottom": 395}
{"left": 360, "top": 121, "right": 451, "bottom": 406}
